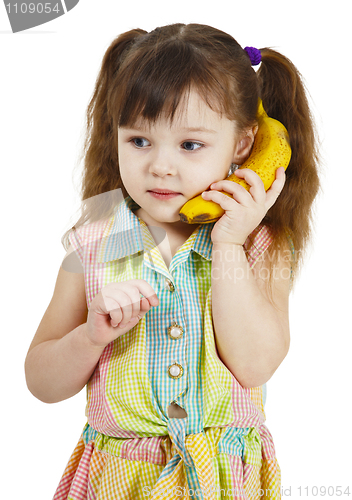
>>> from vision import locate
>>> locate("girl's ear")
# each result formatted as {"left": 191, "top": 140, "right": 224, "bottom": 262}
{"left": 232, "top": 125, "right": 258, "bottom": 165}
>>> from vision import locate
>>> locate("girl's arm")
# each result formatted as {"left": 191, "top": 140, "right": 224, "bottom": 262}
{"left": 25, "top": 247, "right": 159, "bottom": 404}
{"left": 24, "top": 259, "right": 105, "bottom": 404}
{"left": 211, "top": 241, "right": 291, "bottom": 388}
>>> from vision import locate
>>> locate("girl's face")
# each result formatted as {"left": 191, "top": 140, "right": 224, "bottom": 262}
{"left": 118, "top": 89, "right": 249, "bottom": 234}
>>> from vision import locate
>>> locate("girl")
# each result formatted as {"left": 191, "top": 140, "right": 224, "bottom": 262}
{"left": 25, "top": 23, "right": 320, "bottom": 500}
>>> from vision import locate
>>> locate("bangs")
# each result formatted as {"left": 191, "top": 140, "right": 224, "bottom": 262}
{"left": 111, "top": 39, "right": 232, "bottom": 129}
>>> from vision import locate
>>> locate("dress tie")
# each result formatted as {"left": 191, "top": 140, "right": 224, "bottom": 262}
{"left": 149, "top": 418, "right": 217, "bottom": 500}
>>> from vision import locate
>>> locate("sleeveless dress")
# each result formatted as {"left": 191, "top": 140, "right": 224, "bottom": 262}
{"left": 53, "top": 195, "right": 284, "bottom": 500}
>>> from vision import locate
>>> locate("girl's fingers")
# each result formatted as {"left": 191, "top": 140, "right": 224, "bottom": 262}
{"left": 115, "top": 297, "right": 151, "bottom": 328}
{"left": 265, "top": 167, "right": 286, "bottom": 210}
{"left": 109, "top": 294, "right": 156, "bottom": 329}
{"left": 109, "top": 308, "right": 123, "bottom": 328}
{"left": 98, "top": 280, "right": 159, "bottom": 329}
{"left": 102, "top": 290, "right": 140, "bottom": 328}
{"left": 234, "top": 169, "right": 266, "bottom": 205}
{"left": 140, "top": 296, "right": 151, "bottom": 311}
{"left": 202, "top": 187, "right": 239, "bottom": 210}
{"left": 204, "top": 179, "right": 250, "bottom": 206}
{"left": 130, "top": 279, "right": 159, "bottom": 306}
{"left": 202, "top": 167, "right": 285, "bottom": 215}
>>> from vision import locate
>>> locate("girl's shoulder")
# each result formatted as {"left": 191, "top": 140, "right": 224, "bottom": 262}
{"left": 67, "top": 215, "right": 115, "bottom": 269}
{"left": 69, "top": 216, "right": 114, "bottom": 250}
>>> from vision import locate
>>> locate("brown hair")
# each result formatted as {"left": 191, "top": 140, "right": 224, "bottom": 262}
{"left": 62, "top": 23, "right": 321, "bottom": 289}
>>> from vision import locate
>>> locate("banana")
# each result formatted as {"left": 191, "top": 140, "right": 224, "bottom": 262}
{"left": 178, "top": 100, "right": 291, "bottom": 224}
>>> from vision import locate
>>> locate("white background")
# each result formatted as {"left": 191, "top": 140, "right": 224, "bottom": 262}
{"left": 1, "top": 1, "right": 351, "bottom": 498}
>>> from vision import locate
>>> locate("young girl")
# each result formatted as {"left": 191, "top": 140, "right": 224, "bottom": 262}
{"left": 25, "top": 23, "right": 320, "bottom": 500}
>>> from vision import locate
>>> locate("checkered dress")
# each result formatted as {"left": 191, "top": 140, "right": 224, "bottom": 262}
{"left": 53, "top": 196, "right": 282, "bottom": 500}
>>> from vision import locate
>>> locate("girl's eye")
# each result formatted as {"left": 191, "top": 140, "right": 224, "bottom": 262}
{"left": 131, "top": 137, "right": 150, "bottom": 148}
{"left": 182, "top": 141, "right": 203, "bottom": 151}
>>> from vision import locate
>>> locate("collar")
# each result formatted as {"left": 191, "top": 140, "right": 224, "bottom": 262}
{"left": 97, "top": 196, "right": 214, "bottom": 263}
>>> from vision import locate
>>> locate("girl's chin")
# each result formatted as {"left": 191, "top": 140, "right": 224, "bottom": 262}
{"left": 134, "top": 206, "right": 182, "bottom": 225}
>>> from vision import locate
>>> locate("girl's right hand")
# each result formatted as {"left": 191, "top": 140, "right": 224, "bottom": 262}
{"left": 86, "top": 279, "right": 159, "bottom": 348}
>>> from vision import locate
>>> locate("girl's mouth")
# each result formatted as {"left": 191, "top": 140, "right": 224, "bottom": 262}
{"left": 148, "top": 191, "right": 181, "bottom": 200}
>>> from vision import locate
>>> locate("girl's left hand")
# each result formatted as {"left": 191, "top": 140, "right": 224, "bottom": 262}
{"left": 202, "top": 167, "right": 286, "bottom": 245}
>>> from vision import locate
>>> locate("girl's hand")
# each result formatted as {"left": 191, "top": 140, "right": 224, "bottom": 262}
{"left": 86, "top": 279, "right": 159, "bottom": 348}
{"left": 202, "top": 167, "right": 286, "bottom": 245}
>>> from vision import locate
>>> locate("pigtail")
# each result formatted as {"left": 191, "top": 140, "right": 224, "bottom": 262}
{"left": 62, "top": 29, "right": 147, "bottom": 251}
{"left": 82, "top": 28, "right": 147, "bottom": 203}
{"left": 256, "top": 48, "right": 321, "bottom": 284}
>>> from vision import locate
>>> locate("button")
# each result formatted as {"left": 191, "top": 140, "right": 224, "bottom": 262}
{"left": 168, "top": 362, "right": 183, "bottom": 379}
{"left": 165, "top": 278, "right": 175, "bottom": 292}
{"left": 167, "top": 321, "right": 184, "bottom": 340}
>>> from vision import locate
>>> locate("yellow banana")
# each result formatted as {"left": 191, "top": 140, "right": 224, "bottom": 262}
{"left": 178, "top": 100, "right": 291, "bottom": 224}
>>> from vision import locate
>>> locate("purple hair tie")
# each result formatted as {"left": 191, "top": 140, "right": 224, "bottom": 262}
{"left": 244, "top": 46, "right": 262, "bottom": 66}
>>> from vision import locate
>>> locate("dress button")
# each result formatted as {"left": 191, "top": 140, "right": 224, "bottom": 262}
{"left": 167, "top": 321, "right": 184, "bottom": 340}
{"left": 168, "top": 362, "right": 183, "bottom": 379}
{"left": 165, "top": 278, "right": 175, "bottom": 292}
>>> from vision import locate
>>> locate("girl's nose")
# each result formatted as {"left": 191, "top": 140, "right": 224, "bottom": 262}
{"left": 148, "top": 148, "right": 177, "bottom": 176}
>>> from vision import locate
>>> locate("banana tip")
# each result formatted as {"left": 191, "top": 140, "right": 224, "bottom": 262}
{"left": 179, "top": 213, "right": 189, "bottom": 223}
{"left": 179, "top": 212, "right": 220, "bottom": 224}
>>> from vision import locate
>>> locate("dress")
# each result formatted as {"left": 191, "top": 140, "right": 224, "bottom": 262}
{"left": 53, "top": 195, "right": 282, "bottom": 500}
